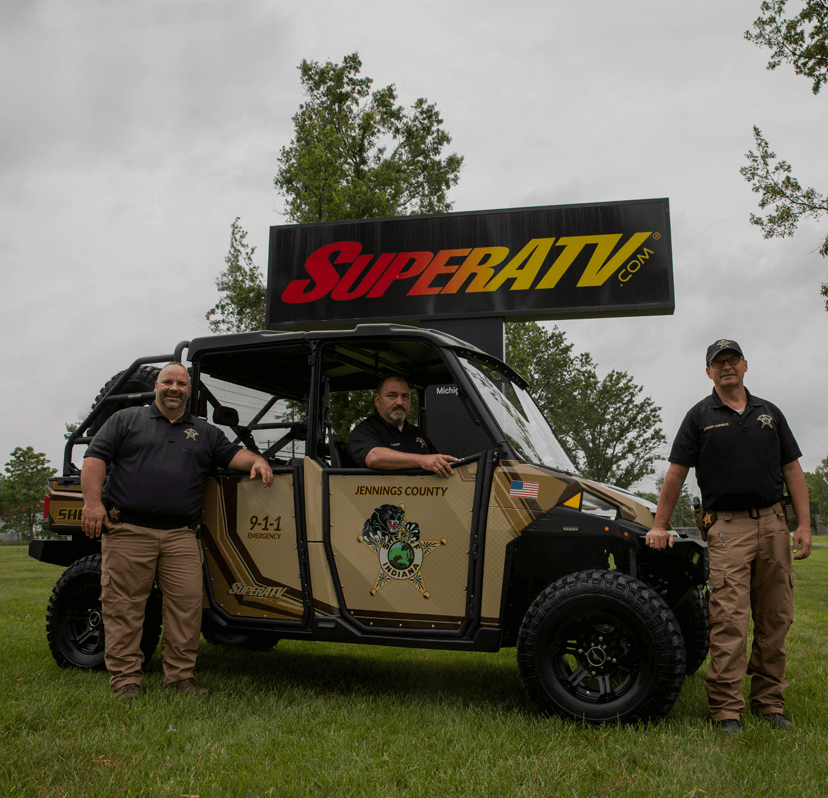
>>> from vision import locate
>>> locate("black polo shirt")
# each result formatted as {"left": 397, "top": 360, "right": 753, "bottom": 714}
{"left": 669, "top": 388, "right": 801, "bottom": 512}
{"left": 347, "top": 411, "right": 436, "bottom": 468}
{"left": 85, "top": 403, "right": 242, "bottom": 519}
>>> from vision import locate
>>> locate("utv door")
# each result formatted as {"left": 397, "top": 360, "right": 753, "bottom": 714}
{"left": 195, "top": 343, "right": 314, "bottom": 633}
{"left": 312, "top": 334, "right": 500, "bottom": 639}
{"left": 201, "top": 471, "right": 308, "bottom": 628}
{"left": 323, "top": 456, "right": 492, "bottom": 637}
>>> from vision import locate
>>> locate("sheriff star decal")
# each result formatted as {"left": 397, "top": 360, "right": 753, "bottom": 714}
{"left": 184, "top": 428, "right": 199, "bottom": 440}
{"left": 757, "top": 414, "right": 774, "bottom": 429}
{"left": 715, "top": 339, "right": 732, "bottom": 348}
{"left": 358, "top": 503, "right": 446, "bottom": 599}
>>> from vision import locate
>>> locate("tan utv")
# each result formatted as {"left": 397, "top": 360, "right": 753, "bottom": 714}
{"left": 33, "top": 324, "right": 708, "bottom": 724}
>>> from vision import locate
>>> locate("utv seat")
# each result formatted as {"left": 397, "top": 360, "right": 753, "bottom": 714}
{"left": 330, "top": 441, "right": 359, "bottom": 469}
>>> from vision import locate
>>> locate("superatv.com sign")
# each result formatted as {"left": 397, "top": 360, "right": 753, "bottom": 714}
{"left": 266, "top": 199, "right": 673, "bottom": 327}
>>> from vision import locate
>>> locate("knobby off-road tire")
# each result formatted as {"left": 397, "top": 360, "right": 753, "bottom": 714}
{"left": 202, "top": 629, "right": 280, "bottom": 651}
{"left": 46, "top": 554, "right": 162, "bottom": 671}
{"left": 87, "top": 366, "right": 160, "bottom": 436}
{"left": 674, "top": 587, "right": 709, "bottom": 676}
{"left": 517, "top": 570, "right": 686, "bottom": 724}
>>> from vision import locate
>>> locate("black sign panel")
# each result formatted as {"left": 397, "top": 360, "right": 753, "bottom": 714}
{"left": 266, "top": 199, "right": 673, "bottom": 327}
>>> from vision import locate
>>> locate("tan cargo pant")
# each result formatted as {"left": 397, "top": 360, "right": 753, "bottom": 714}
{"left": 705, "top": 503, "right": 794, "bottom": 721}
{"left": 101, "top": 522, "right": 203, "bottom": 691}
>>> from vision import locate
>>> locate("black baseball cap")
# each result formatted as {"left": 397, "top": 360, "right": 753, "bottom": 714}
{"left": 706, "top": 339, "right": 744, "bottom": 365}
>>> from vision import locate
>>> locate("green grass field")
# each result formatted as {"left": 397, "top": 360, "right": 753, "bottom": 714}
{"left": 2, "top": 544, "right": 827, "bottom": 798}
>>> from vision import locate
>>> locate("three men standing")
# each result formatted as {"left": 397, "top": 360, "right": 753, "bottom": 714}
{"left": 82, "top": 363, "right": 273, "bottom": 699}
{"left": 647, "top": 340, "right": 811, "bottom": 733}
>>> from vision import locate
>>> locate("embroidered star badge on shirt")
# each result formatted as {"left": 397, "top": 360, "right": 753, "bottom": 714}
{"left": 757, "top": 414, "right": 773, "bottom": 429}
{"left": 416, "top": 437, "right": 427, "bottom": 449}
{"left": 184, "top": 428, "right": 199, "bottom": 440}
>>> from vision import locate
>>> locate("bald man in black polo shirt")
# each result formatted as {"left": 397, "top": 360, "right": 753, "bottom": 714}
{"left": 646, "top": 339, "right": 811, "bottom": 734}
{"left": 82, "top": 363, "right": 272, "bottom": 700}
{"left": 347, "top": 375, "right": 458, "bottom": 477}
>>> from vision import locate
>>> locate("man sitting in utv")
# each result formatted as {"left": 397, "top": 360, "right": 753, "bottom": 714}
{"left": 347, "top": 375, "right": 458, "bottom": 478}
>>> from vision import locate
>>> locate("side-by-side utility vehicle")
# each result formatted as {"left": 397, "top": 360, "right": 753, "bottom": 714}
{"left": 32, "top": 324, "right": 708, "bottom": 723}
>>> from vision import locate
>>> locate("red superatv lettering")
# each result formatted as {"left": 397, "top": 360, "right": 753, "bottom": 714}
{"left": 280, "top": 234, "right": 653, "bottom": 304}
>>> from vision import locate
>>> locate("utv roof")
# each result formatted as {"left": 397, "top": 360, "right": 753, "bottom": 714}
{"left": 187, "top": 324, "right": 487, "bottom": 360}
{"left": 185, "top": 323, "right": 527, "bottom": 395}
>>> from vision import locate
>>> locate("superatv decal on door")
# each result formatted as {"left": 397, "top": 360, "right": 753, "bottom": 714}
{"left": 200, "top": 476, "right": 305, "bottom": 621}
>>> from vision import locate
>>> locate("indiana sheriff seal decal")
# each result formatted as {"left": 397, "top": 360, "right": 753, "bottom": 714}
{"left": 184, "top": 428, "right": 199, "bottom": 440}
{"left": 358, "top": 503, "right": 446, "bottom": 599}
{"left": 757, "top": 414, "right": 774, "bottom": 429}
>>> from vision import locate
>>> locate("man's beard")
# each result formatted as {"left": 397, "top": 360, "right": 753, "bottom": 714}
{"left": 160, "top": 394, "right": 184, "bottom": 409}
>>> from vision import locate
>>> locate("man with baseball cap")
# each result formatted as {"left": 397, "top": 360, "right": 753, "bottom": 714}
{"left": 646, "top": 339, "right": 811, "bottom": 734}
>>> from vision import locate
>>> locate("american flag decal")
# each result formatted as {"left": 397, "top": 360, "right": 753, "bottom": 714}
{"left": 510, "top": 480, "right": 539, "bottom": 499}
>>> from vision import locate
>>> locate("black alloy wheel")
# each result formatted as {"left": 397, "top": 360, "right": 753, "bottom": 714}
{"left": 517, "top": 569, "right": 686, "bottom": 723}
{"left": 46, "top": 554, "right": 162, "bottom": 671}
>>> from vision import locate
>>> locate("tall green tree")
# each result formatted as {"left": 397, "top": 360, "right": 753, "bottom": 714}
{"left": 506, "top": 322, "right": 577, "bottom": 422}
{"left": 506, "top": 322, "right": 667, "bottom": 489}
{"left": 746, "top": 0, "right": 828, "bottom": 94}
{"left": 207, "top": 55, "right": 463, "bottom": 333}
{"left": 637, "top": 472, "right": 696, "bottom": 528}
{"left": 1, "top": 447, "right": 56, "bottom": 542}
{"left": 565, "top": 367, "right": 668, "bottom": 489}
{"left": 742, "top": 0, "right": 828, "bottom": 309}
{"left": 206, "top": 218, "right": 266, "bottom": 333}
{"left": 274, "top": 52, "right": 463, "bottom": 224}
{"left": 207, "top": 55, "right": 463, "bottom": 435}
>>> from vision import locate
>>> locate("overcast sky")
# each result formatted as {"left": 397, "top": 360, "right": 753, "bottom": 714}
{"left": 2, "top": 0, "right": 826, "bottom": 493}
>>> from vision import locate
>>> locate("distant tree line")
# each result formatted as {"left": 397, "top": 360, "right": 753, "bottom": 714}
{"left": 1, "top": 447, "right": 55, "bottom": 542}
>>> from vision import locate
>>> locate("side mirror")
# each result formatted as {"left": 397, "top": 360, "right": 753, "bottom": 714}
{"left": 212, "top": 406, "right": 240, "bottom": 427}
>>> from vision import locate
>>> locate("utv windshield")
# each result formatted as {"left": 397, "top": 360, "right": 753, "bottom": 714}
{"left": 458, "top": 356, "right": 576, "bottom": 472}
